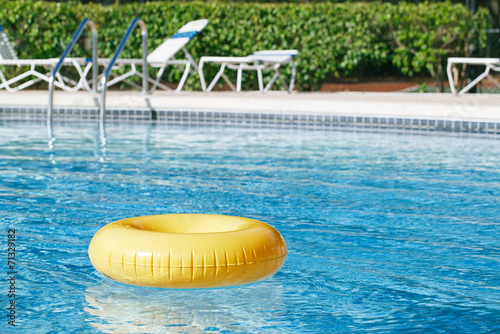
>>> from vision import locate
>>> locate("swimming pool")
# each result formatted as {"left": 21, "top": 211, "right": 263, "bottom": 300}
{"left": 1, "top": 120, "right": 499, "bottom": 333}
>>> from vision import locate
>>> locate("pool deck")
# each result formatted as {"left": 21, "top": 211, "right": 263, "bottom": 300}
{"left": 1, "top": 90, "right": 499, "bottom": 134}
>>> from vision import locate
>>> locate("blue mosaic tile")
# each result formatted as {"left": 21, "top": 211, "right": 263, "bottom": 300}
{"left": 1, "top": 105, "right": 499, "bottom": 136}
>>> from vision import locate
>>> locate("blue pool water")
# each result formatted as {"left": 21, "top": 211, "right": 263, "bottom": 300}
{"left": 1, "top": 121, "right": 499, "bottom": 333}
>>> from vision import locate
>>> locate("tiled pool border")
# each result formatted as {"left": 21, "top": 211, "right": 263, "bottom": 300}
{"left": 1, "top": 105, "right": 499, "bottom": 136}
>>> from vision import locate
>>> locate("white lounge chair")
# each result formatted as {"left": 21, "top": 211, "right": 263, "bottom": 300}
{"left": 198, "top": 49, "right": 299, "bottom": 93}
{"left": 0, "top": 24, "right": 92, "bottom": 92}
{"left": 100, "top": 19, "right": 208, "bottom": 92}
{"left": 447, "top": 57, "right": 500, "bottom": 96}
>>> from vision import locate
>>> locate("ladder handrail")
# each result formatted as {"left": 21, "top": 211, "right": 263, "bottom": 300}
{"left": 100, "top": 17, "right": 148, "bottom": 130}
{"left": 47, "top": 18, "right": 98, "bottom": 138}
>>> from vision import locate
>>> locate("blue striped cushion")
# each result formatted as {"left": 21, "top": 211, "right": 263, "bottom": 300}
{"left": 171, "top": 31, "right": 198, "bottom": 39}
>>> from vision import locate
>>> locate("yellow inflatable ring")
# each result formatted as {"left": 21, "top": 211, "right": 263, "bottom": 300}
{"left": 88, "top": 214, "right": 287, "bottom": 289}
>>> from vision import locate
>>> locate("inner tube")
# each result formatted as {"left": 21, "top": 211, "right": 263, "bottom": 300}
{"left": 88, "top": 214, "right": 287, "bottom": 288}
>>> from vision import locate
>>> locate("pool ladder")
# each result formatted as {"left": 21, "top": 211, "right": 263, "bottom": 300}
{"left": 47, "top": 17, "right": 148, "bottom": 139}
{"left": 47, "top": 18, "right": 98, "bottom": 139}
{"left": 99, "top": 17, "right": 148, "bottom": 135}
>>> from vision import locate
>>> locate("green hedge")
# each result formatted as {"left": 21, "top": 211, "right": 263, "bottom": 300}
{"left": 0, "top": 1, "right": 490, "bottom": 91}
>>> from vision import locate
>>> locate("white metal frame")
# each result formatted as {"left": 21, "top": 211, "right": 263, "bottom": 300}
{"left": 199, "top": 50, "right": 299, "bottom": 93}
{"left": 100, "top": 56, "right": 193, "bottom": 93}
{"left": 447, "top": 57, "right": 500, "bottom": 96}
{"left": 98, "top": 19, "right": 208, "bottom": 93}
{"left": 0, "top": 25, "right": 92, "bottom": 92}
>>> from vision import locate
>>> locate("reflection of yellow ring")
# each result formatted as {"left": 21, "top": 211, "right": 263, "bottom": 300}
{"left": 88, "top": 214, "right": 287, "bottom": 289}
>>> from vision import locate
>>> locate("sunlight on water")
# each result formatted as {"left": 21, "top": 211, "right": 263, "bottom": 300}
{"left": 84, "top": 281, "right": 286, "bottom": 333}
{"left": 0, "top": 121, "right": 499, "bottom": 333}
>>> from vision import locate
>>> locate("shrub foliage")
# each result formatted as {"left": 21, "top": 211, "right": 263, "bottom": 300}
{"left": 0, "top": 1, "right": 489, "bottom": 91}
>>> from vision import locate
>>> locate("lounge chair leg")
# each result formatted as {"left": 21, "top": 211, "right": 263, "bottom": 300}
{"left": 175, "top": 62, "right": 191, "bottom": 92}
{"left": 150, "top": 65, "right": 167, "bottom": 93}
{"left": 79, "top": 63, "right": 94, "bottom": 92}
{"left": 207, "top": 64, "right": 229, "bottom": 92}
{"left": 106, "top": 65, "right": 137, "bottom": 88}
{"left": 221, "top": 73, "right": 236, "bottom": 91}
{"left": 289, "top": 61, "right": 296, "bottom": 93}
{"left": 3, "top": 68, "right": 44, "bottom": 92}
{"left": 264, "top": 71, "right": 280, "bottom": 93}
{"left": 256, "top": 62, "right": 264, "bottom": 92}
{"left": 446, "top": 60, "right": 457, "bottom": 95}
{"left": 457, "top": 65, "right": 492, "bottom": 96}
{"left": 236, "top": 64, "right": 246, "bottom": 92}
{"left": 147, "top": 76, "right": 173, "bottom": 91}
{"left": 198, "top": 60, "right": 208, "bottom": 92}
{"left": 182, "top": 47, "right": 199, "bottom": 73}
